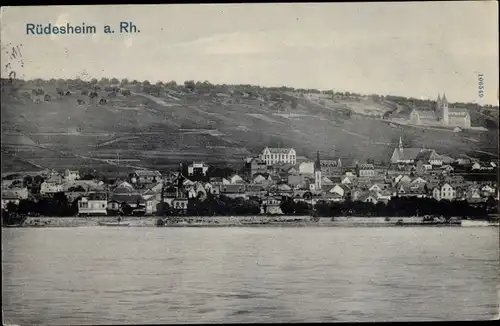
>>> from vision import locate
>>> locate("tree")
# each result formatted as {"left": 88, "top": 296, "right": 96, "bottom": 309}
{"left": 6, "top": 202, "right": 18, "bottom": 214}
{"left": 34, "top": 175, "right": 44, "bottom": 185}
{"left": 121, "top": 203, "right": 133, "bottom": 216}
{"left": 184, "top": 80, "right": 195, "bottom": 91}
{"left": 142, "top": 80, "right": 150, "bottom": 86}
{"left": 23, "top": 175, "right": 33, "bottom": 187}
{"left": 165, "top": 80, "right": 177, "bottom": 88}
{"left": 110, "top": 78, "right": 119, "bottom": 84}
{"left": 17, "top": 199, "right": 36, "bottom": 215}
{"left": 99, "top": 77, "right": 110, "bottom": 85}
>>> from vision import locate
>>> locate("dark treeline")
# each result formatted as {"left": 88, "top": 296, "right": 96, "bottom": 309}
{"left": 185, "top": 195, "right": 261, "bottom": 216}
{"left": 2, "top": 193, "right": 78, "bottom": 218}
{"left": 2, "top": 192, "right": 78, "bottom": 226}
{"left": 2, "top": 193, "right": 497, "bottom": 226}
{"left": 313, "top": 197, "right": 496, "bottom": 218}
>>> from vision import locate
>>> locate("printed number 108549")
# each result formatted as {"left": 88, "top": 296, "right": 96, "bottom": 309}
{"left": 478, "top": 74, "right": 484, "bottom": 98}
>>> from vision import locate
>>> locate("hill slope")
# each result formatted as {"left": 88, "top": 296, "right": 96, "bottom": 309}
{"left": 1, "top": 80, "right": 498, "bottom": 173}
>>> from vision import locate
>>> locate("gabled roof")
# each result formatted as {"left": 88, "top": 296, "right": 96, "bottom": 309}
{"left": 134, "top": 170, "right": 162, "bottom": 177}
{"left": 411, "top": 109, "right": 437, "bottom": 119}
{"left": 322, "top": 176, "right": 334, "bottom": 185}
{"left": 264, "top": 147, "right": 294, "bottom": 154}
{"left": 415, "top": 150, "right": 440, "bottom": 161}
{"left": 357, "top": 191, "right": 378, "bottom": 202}
{"left": 394, "top": 148, "right": 427, "bottom": 161}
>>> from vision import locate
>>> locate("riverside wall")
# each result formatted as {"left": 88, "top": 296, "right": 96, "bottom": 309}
{"left": 11, "top": 216, "right": 453, "bottom": 228}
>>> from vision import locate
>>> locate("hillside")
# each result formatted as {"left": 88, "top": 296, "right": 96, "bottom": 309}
{"left": 1, "top": 79, "right": 498, "bottom": 173}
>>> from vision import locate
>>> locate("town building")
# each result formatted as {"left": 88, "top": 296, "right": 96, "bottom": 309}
{"left": 432, "top": 183, "right": 456, "bottom": 201}
{"left": 358, "top": 163, "right": 375, "bottom": 177}
{"left": 409, "top": 93, "right": 471, "bottom": 128}
{"left": 320, "top": 158, "right": 342, "bottom": 178}
{"left": 131, "top": 170, "right": 162, "bottom": 185}
{"left": 246, "top": 157, "right": 269, "bottom": 177}
{"left": 40, "top": 174, "right": 64, "bottom": 195}
{"left": 299, "top": 161, "right": 315, "bottom": 175}
{"left": 77, "top": 193, "right": 107, "bottom": 216}
{"left": 187, "top": 162, "right": 209, "bottom": 176}
{"left": 64, "top": 169, "right": 80, "bottom": 181}
{"left": 260, "top": 147, "right": 296, "bottom": 165}
{"left": 390, "top": 137, "right": 443, "bottom": 165}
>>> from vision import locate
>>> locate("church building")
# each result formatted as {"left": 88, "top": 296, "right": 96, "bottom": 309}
{"left": 409, "top": 93, "right": 471, "bottom": 128}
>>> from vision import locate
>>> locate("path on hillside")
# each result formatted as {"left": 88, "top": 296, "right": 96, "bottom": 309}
{"left": 3, "top": 142, "right": 148, "bottom": 171}
{"left": 132, "top": 92, "right": 175, "bottom": 107}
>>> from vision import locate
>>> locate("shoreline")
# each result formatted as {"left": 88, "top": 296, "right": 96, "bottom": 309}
{"left": 2, "top": 216, "right": 496, "bottom": 228}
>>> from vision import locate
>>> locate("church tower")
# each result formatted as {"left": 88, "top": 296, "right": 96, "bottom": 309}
{"left": 442, "top": 93, "right": 449, "bottom": 125}
{"left": 314, "top": 151, "right": 322, "bottom": 191}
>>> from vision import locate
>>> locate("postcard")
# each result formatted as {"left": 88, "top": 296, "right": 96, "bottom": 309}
{"left": 1, "top": 2, "right": 499, "bottom": 324}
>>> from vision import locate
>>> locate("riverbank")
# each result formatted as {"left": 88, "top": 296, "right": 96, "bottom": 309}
{"left": 2, "top": 216, "right": 491, "bottom": 228}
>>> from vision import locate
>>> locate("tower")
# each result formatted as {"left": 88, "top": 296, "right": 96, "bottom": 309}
{"left": 442, "top": 93, "right": 449, "bottom": 125}
{"left": 314, "top": 151, "right": 322, "bottom": 191}
{"left": 398, "top": 136, "right": 404, "bottom": 153}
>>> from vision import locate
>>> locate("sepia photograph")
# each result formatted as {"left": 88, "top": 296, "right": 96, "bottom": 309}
{"left": 1, "top": 2, "right": 499, "bottom": 324}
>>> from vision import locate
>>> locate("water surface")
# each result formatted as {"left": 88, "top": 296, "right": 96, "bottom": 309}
{"left": 2, "top": 227, "right": 499, "bottom": 324}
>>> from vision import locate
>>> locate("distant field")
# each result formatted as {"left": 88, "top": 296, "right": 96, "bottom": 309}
{"left": 1, "top": 81, "right": 498, "bottom": 172}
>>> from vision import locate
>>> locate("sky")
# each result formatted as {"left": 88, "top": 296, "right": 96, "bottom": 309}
{"left": 1, "top": 2, "right": 499, "bottom": 105}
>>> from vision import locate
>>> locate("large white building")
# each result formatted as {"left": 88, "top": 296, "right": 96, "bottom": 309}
{"left": 409, "top": 93, "right": 471, "bottom": 128}
{"left": 260, "top": 147, "right": 296, "bottom": 165}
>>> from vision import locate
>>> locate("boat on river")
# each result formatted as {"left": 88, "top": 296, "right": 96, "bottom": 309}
{"left": 462, "top": 219, "right": 499, "bottom": 227}
{"left": 98, "top": 217, "right": 130, "bottom": 227}
{"left": 98, "top": 221, "right": 130, "bottom": 227}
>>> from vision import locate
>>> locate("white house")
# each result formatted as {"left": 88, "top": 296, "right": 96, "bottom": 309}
{"left": 77, "top": 193, "right": 107, "bottom": 216}
{"left": 64, "top": 169, "right": 80, "bottom": 181}
{"left": 230, "top": 174, "right": 245, "bottom": 184}
{"left": 260, "top": 147, "right": 296, "bottom": 165}
{"left": 329, "top": 184, "right": 349, "bottom": 197}
{"left": 432, "top": 183, "right": 456, "bottom": 201}
{"left": 187, "top": 162, "right": 209, "bottom": 176}
{"left": 253, "top": 174, "right": 268, "bottom": 184}
{"left": 410, "top": 177, "right": 427, "bottom": 185}
{"left": 358, "top": 164, "right": 375, "bottom": 177}
{"left": 6, "top": 187, "right": 29, "bottom": 200}
{"left": 341, "top": 176, "right": 352, "bottom": 185}
{"left": 471, "top": 162, "right": 482, "bottom": 170}
{"left": 299, "top": 161, "right": 314, "bottom": 175}
{"left": 369, "top": 184, "right": 384, "bottom": 192}
{"left": 262, "top": 196, "right": 283, "bottom": 215}
{"left": 40, "top": 180, "right": 64, "bottom": 195}
{"left": 481, "top": 184, "right": 495, "bottom": 193}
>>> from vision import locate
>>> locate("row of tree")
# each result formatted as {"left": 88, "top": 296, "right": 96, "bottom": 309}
{"left": 2, "top": 193, "right": 496, "bottom": 225}
{"left": 3, "top": 78, "right": 499, "bottom": 112}
{"left": 311, "top": 196, "right": 496, "bottom": 218}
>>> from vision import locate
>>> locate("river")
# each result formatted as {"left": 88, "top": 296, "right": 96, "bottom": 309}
{"left": 2, "top": 227, "right": 499, "bottom": 324}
